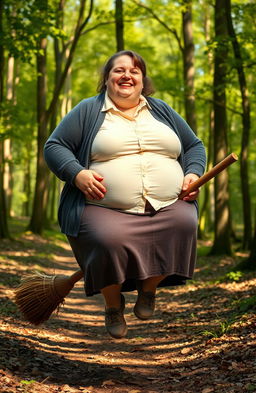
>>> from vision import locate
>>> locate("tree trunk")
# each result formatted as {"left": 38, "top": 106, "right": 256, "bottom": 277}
{"left": 46, "top": 28, "right": 68, "bottom": 226}
{"left": 3, "top": 138, "right": 12, "bottom": 216}
{"left": 182, "top": 0, "right": 197, "bottom": 132}
{"left": 210, "top": 0, "right": 232, "bottom": 255}
{"left": 115, "top": 0, "right": 124, "bottom": 51}
{"left": 198, "top": 3, "right": 214, "bottom": 237}
{"left": 225, "top": 0, "right": 252, "bottom": 250}
{"left": 29, "top": 0, "right": 94, "bottom": 234}
{"left": 4, "top": 56, "right": 15, "bottom": 217}
{"left": 49, "top": 175, "right": 57, "bottom": 221}
{"left": 238, "top": 209, "right": 256, "bottom": 269}
{"left": 29, "top": 37, "right": 49, "bottom": 234}
{"left": 0, "top": 0, "right": 10, "bottom": 238}
{"left": 0, "top": 144, "right": 10, "bottom": 238}
{"left": 247, "top": 210, "right": 256, "bottom": 264}
{"left": 198, "top": 106, "right": 214, "bottom": 236}
{"left": 22, "top": 151, "right": 31, "bottom": 217}
{"left": 61, "top": 48, "right": 72, "bottom": 118}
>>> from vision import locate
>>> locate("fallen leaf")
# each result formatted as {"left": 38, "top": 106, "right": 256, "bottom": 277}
{"left": 131, "top": 346, "right": 145, "bottom": 352}
{"left": 102, "top": 380, "right": 115, "bottom": 387}
{"left": 202, "top": 388, "right": 214, "bottom": 393}
{"left": 181, "top": 348, "right": 190, "bottom": 354}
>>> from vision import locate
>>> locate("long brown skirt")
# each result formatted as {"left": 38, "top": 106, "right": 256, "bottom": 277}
{"left": 67, "top": 199, "right": 198, "bottom": 296}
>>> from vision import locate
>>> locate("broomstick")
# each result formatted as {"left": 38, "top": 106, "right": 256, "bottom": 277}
{"left": 14, "top": 152, "right": 238, "bottom": 325}
{"left": 14, "top": 269, "right": 84, "bottom": 325}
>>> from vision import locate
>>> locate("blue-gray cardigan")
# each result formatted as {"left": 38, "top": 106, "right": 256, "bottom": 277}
{"left": 44, "top": 93, "right": 206, "bottom": 236}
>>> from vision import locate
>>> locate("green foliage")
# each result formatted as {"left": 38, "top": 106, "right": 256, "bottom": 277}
{"left": 234, "top": 295, "right": 256, "bottom": 313}
{"left": 3, "top": 0, "right": 66, "bottom": 62}
{"left": 246, "top": 385, "right": 256, "bottom": 393}
{"left": 224, "top": 270, "right": 243, "bottom": 282}
{"left": 20, "top": 380, "right": 37, "bottom": 385}
{"left": 200, "top": 317, "right": 235, "bottom": 338}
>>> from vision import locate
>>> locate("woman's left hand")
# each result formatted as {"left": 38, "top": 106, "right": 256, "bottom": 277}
{"left": 181, "top": 173, "right": 200, "bottom": 201}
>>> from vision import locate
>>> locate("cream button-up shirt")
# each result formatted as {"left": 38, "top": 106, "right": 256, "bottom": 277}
{"left": 88, "top": 93, "right": 184, "bottom": 213}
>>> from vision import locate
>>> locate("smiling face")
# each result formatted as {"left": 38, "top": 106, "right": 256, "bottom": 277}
{"left": 105, "top": 55, "right": 144, "bottom": 109}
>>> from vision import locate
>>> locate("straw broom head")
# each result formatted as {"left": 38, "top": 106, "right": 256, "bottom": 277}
{"left": 14, "top": 270, "right": 83, "bottom": 325}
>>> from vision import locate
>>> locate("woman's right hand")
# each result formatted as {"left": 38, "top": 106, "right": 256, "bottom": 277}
{"left": 74, "top": 169, "right": 107, "bottom": 200}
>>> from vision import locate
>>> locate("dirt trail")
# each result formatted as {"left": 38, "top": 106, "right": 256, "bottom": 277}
{"left": 0, "top": 235, "right": 256, "bottom": 393}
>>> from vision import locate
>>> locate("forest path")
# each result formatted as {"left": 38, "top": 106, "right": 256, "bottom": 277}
{"left": 0, "top": 232, "right": 256, "bottom": 393}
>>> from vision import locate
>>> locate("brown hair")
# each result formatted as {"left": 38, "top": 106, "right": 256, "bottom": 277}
{"left": 97, "top": 50, "right": 155, "bottom": 96}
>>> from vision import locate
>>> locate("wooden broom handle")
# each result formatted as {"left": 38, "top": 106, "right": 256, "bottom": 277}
{"left": 68, "top": 269, "right": 84, "bottom": 285}
{"left": 179, "top": 152, "right": 238, "bottom": 199}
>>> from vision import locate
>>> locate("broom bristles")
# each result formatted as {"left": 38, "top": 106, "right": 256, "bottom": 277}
{"left": 14, "top": 272, "right": 74, "bottom": 325}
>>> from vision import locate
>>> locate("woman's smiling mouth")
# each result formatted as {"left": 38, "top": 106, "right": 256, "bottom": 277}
{"left": 118, "top": 82, "right": 134, "bottom": 87}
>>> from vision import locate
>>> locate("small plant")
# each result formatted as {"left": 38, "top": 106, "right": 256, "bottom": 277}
{"left": 225, "top": 270, "right": 243, "bottom": 282}
{"left": 19, "top": 380, "right": 37, "bottom": 392}
{"left": 215, "top": 270, "right": 243, "bottom": 284}
{"left": 235, "top": 295, "right": 256, "bottom": 312}
{"left": 246, "top": 384, "right": 256, "bottom": 392}
{"left": 200, "top": 318, "right": 234, "bottom": 338}
{"left": 20, "top": 380, "right": 37, "bottom": 385}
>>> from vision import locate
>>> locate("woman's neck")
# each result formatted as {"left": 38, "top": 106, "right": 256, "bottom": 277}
{"left": 115, "top": 102, "right": 139, "bottom": 113}
{"left": 108, "top": 93, "right": 140, "bottom": 111}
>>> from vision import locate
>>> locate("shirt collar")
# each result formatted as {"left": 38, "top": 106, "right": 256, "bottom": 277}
{"left": 101, "top": 91, "right": 152, "bottom": 112}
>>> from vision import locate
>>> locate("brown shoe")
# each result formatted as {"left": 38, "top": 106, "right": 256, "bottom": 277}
{"left": 134, "top": 290, "right": 156, "bottom": 320}
{"left": 105, "top": 294, "right": 127, "bottom": 339}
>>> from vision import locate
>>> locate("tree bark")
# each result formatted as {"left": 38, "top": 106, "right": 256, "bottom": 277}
{"left": 210, "top": 0, "right": 232, "bottom": 255}
{"left": 198, "top": 2, "right": 214, "bottom": 237}
{"left": 4, "top": 56, "right": 15, "bottom": 217}
{"left": 0, "top": 0, "right": 10, "bottom": 238}
{"left": 22, "top": 149, "right": 31, "bottom": 217}
{"left": 182, "top": 0, "right": 197, "bottom": 132}
{"left": 225, "top": 0, "right": 252, "bottom": 250}
{"left": 47, "top": 19, "right": 70, "bottom": 225}
{"left": 115, "top": 0, "right": 124, "bottom": 51}
{"left": 49, "top": 175, "right": 57, "bottom": 221}
{"left": 0, "top": 143, "right": 10, "bottom": 238}
{"left": 247, "top": 211, "right": 256, "bottom": 264}
{"left": 61, "top": 47, "right": 72, "bottom": 118}
{"left": 29, "top": 37, "right": 49, "bottom": 234}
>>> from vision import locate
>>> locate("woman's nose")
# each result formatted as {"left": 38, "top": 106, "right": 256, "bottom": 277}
{"left": 122, "top": 70, "right": 131, "bottom": 78}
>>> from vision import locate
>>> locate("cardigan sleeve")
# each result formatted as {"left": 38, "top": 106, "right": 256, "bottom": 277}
{"left": 170, "top": 108, "right": 206, "bottom": 177}
{"left": 44, "top": 101, "right": 86, "bottom": 184}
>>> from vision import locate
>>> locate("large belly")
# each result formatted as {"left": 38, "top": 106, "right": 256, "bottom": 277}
{"left": 88, "top": 153, "right": 184, "bottom": 210}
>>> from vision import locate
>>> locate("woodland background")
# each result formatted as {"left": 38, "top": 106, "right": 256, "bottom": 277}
{"left": 0, "top": 0, "right": 256, "bottom": 262}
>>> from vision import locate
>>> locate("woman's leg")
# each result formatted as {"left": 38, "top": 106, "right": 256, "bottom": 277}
{"left": 134, "top": 275, "right": 167, "bottom": 320}
{"left": 101, "top": 284, "right": 122, "bottom": 308}
{"left": 101, "top": 284, "right": 127, "bottom": 339}
{"left": 142, "top": 275, "right": 167, "bottom": 293}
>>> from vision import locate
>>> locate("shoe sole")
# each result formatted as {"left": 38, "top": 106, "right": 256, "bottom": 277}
{"left": 108, "top": 325, "right": 128, "bottom": 339}
{"left": 133, "top": 306, "right": 153, "bottom": 320}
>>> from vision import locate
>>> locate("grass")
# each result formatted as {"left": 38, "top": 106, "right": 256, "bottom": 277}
{"left": 200, "top": 318, "right": 235, "bottom": 338}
